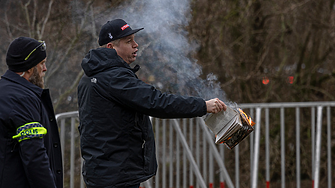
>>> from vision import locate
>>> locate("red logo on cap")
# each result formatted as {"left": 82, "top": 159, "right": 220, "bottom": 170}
{"left": 121, "top": 24, "right": 130, "bottom": 31}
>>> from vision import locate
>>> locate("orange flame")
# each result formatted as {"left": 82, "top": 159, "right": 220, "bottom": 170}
{"left": 238, "top": 108, "right": 255, "bottom": 126}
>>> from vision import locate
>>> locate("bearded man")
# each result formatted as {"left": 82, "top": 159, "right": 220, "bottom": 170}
{"left": 0, "top": 37, "right": 63, "bottom": 188}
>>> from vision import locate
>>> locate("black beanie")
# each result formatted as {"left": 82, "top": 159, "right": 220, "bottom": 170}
{"left": 6, "top": 37, "right": 46, "bottom": 72}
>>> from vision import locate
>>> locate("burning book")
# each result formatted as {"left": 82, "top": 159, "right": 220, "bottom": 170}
{"left": 204, "top": 106, "right": 255, "bottom": 149}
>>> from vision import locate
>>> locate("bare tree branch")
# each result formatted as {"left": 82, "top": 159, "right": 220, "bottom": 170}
{"left": 39, "top": 0, "right": 54, "bottom": 39}
{"left": 54, "top": 70, "right": 84, "bottom": 110}
{"left": 20, "top": 0, "right": 32, "bottom": 36}
{"left": 45, "top": 0, "right": 95, "bottom": 84}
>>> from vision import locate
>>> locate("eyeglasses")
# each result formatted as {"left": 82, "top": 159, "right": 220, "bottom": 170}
{"left": 24, "top": 40, "right": 46, "bottom": 61}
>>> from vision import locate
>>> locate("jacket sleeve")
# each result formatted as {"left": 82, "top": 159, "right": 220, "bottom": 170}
{"left": 11, "top": 96, "right": 57, "bottom": 188}
{"left": 106, "top": 68, "right": 207, "bottom": 118}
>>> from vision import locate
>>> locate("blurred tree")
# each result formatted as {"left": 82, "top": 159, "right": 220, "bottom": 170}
{"left": 189, "top": 0, "right": 335, "bottom": 103}
{"left": 0, "top": 0, "right": 122, "bottom": 113}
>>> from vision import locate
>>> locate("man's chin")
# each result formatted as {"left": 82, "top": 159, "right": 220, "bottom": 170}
{"left": 33, "top": 81, "right": 44, "bottom": 89}
{"left": 129, "top": 58, "right": 136, "bottom": 64}
{"left": 29, "top": 76, "right": 45, "bottom": 88}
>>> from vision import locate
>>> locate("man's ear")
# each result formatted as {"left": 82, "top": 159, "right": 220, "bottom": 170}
{"left": 26, "top": 67, "right": 34, "bottom": 74}
{"left": 20, "top": 67, "right": 34, "bottom": 80}
{"left": 106, "top": 43, "right": 114, "bottom": 49}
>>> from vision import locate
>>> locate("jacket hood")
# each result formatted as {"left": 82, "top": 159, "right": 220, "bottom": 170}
{"left": 81, "top": 48, "right": 129, "bottom": 77}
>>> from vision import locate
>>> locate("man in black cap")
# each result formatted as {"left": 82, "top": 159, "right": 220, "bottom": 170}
{"left": 77, "top": 19, "right": 226, "bottom": 188}
{"left": 0, "top": 37, "right": 63, "bottom": 188}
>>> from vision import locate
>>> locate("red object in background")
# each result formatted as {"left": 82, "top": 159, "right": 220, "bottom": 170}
{"left": 287, "top": 76, "right": 294, "bottom": 84}
{"left": 220, "top": 182, "right": 225, "bottom": 188}
{"left": 262, "top": 77, "right": 270, "bottom": 85}
{"left": 263, "top": 76, "right": 294, "bottom": 85}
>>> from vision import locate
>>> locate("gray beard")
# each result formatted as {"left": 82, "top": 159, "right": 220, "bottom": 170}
{"left": 29, "top": 67, "right": 44, "bottom": 89}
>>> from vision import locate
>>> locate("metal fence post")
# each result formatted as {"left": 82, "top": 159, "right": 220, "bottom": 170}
{"left": 70, "top": 117, "right": 76, "bottom": 188}
{"left": 327, "top": 107, "right": 332, "bottom": 188}
{"left": 314, "top": 106, "right": 323, "bottom": 188}
{"left": 265, "top": 108, "right": 270, "bottom": 188}
{"left": 280, "top": 107, "right": 285, "bottom": 188}
{"left": 251, "top": 108, "right": 261, "bottom": 188}
{"left": 296, "top": 107, "right": 301, "bottom": 188}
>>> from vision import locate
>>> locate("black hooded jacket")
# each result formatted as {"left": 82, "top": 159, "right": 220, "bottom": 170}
{"left": 77, "top": 48, "right": 207, "bottom": 188}
{"left": 0, "top": 70, "right": 63, "bottom": 188}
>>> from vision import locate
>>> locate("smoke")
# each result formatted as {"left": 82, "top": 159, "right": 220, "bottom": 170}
{"left": 100, "top": 0, "right": 227, "bottom": 101}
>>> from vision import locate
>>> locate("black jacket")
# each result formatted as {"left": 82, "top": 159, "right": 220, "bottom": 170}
{"left": 0, "top": 70, "right": 63, "bottom": 188}
{"left": 78, "top": 48, "right": 207, "bottom": 188}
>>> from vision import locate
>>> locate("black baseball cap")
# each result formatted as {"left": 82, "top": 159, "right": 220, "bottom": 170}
{"left": 98, "top": 19, "right": 144, "bottom": 46}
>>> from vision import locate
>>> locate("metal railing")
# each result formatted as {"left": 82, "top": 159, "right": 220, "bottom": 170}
{"left": 56, "top": 101, "right": 334, "bottom": 188}
{"left": 238, "top": 102, "right": 334, "bottom": 188}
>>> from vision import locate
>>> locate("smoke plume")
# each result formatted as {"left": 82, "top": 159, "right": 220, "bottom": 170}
{"left": 100, "top": 0, "right": 227, "bottom": 101}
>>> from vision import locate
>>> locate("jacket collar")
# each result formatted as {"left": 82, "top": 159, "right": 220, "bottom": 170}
{"left": 82, "top": 48, "right": 140, "bottom": 76}
{"left": 1, "top": 70, "right": 44, "bottom": 97}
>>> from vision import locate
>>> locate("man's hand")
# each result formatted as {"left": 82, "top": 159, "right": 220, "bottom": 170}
{"left": 205, "top": 98, "right": 227, "bottom": 114}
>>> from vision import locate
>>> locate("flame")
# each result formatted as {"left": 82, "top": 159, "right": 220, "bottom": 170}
{"left": 238, "top": 108, "right": 255, "bottom": 126}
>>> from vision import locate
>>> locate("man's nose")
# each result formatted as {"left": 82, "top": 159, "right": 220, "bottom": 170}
{"left": 43, "top": 64, "right": 47, "bottom": 72}
{"left": 133, "top": 41, "right": 138, "bottom": 48}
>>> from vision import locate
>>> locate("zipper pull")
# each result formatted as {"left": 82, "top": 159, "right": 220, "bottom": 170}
{"left": 142, "top": 140, "right": 146, "bottom": 148}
